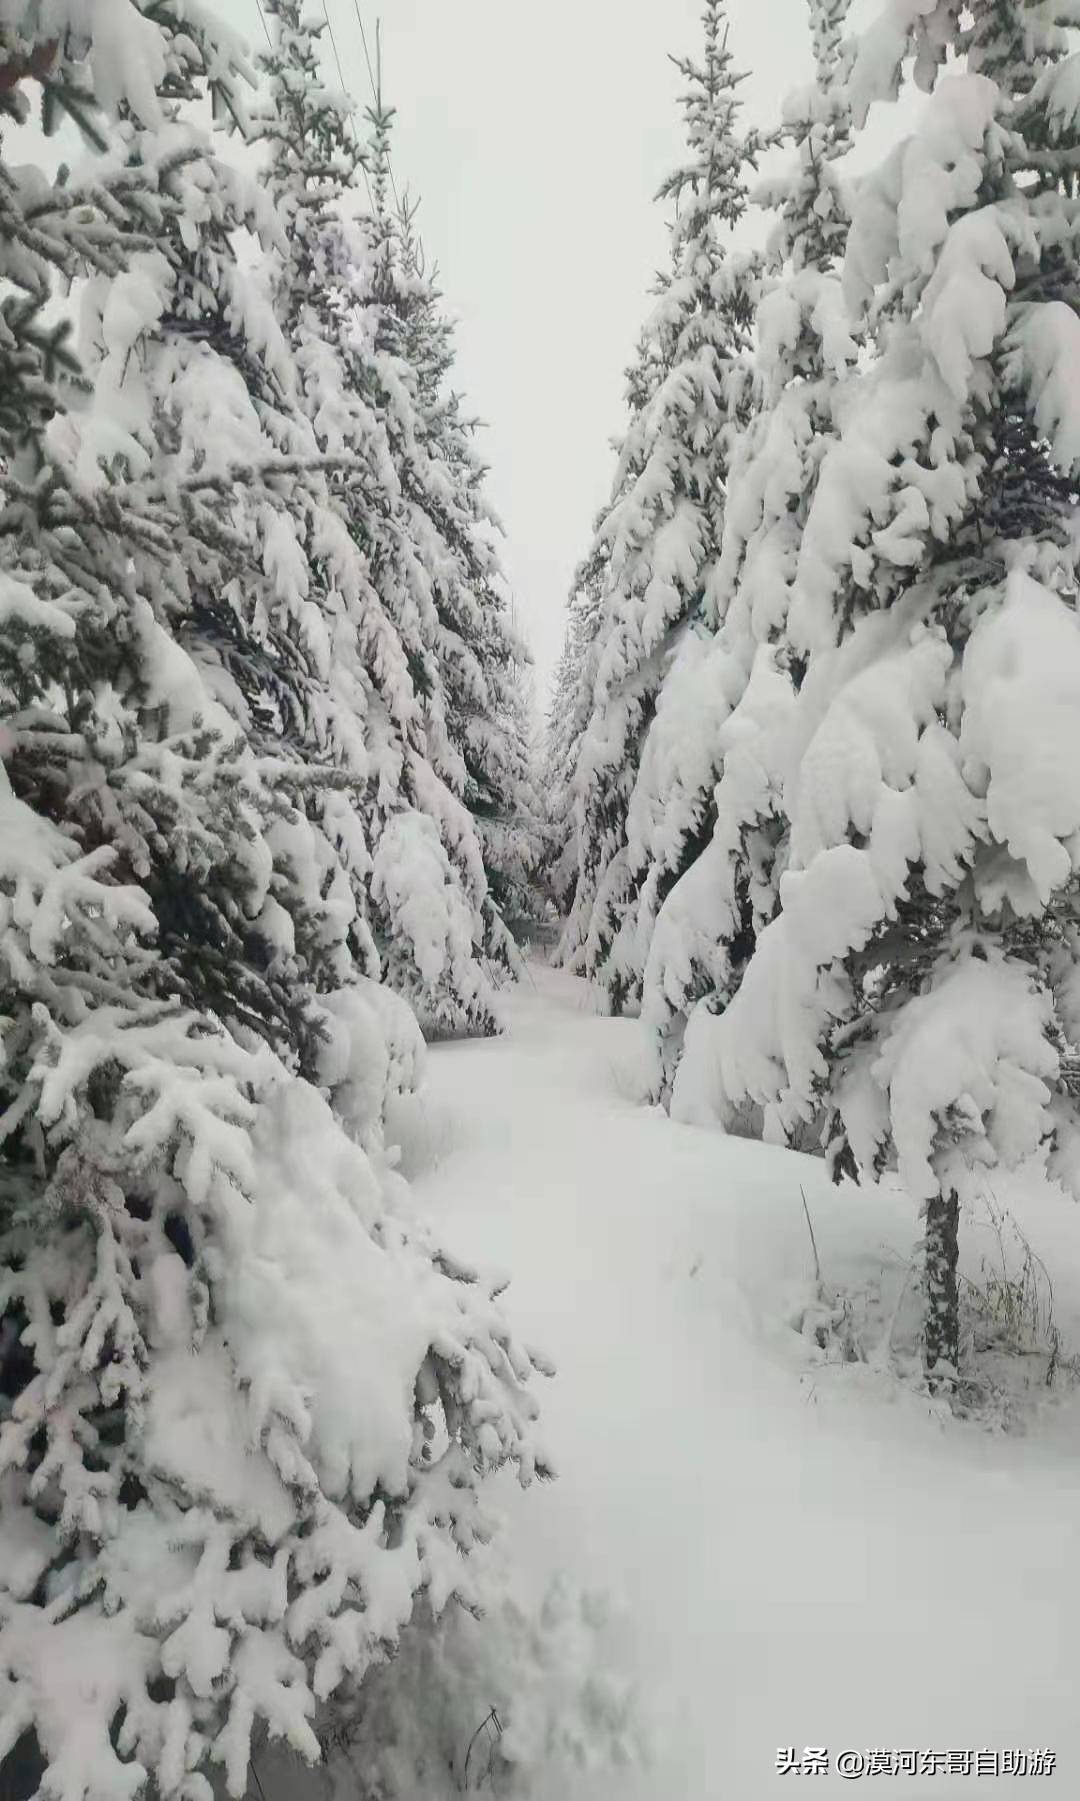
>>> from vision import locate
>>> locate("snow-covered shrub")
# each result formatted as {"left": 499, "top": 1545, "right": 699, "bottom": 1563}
{"left": 258, "top": 1572, "right": 645, "bottom": 1801}
{"left": 313, "top": 977, "right": 425, "bottom": 1157}
{"left": 372, "top": 811, "right": 506, "bottom": 1040}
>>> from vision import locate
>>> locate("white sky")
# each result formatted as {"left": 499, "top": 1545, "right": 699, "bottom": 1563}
{"left": 223, "top": 0, "right": 906, "bottom": 700}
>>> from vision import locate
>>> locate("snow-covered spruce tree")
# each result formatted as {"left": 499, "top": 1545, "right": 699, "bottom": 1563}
{"left": 251, "top": 5, "right": 513, "bottom": 1038}
{"left": 564, "top": 0, "right": 764, "bottom": 1015}
{"left": 549, "top": 318, "right": 675, "bottom": 961}
{"left": 246, "top": 1, "right": 457, "bottom": 1029}
{"left": 390, "top": 199, "right": 546, "bottom": 948}
{"left": 638, "top": 0, "right": 857, "bottom": 1103}
{"left": 480, "top": 662, "right": 547, "bottom": 941}
{"left": 2, "top": 0, "right": 346, "bottom": 1080}
{"left": 0, "top": 11, "right": 550, "bottom": 1795}
{"left": 544, "top": 537, "right": 610, "bottom": 920}
{"left": 674, "top": 0, "right": 1080, "bottom": 1387}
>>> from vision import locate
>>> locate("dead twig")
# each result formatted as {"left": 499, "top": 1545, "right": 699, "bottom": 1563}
{"left": 800, "top": 1185, "right": 823, "bottom": 1289}
{"left": 462, "top": 1706, "right": 503, "bottom": 1792}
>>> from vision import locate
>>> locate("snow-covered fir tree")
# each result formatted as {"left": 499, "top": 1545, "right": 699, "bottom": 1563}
{"left": 637, "top": 0, "right": 857, "bottom": 1104}
{"left": 358, "top": 89, "right": 542, "bottom": 1011}
{"left": 547, "top": 311, "right": 683, "bottom": 953}
{"left": 5, "top": 0, "right": 345, "bottom": 1076}
{"left": 389, "top": 196, "right": 546, "bottom": 946}
{"left": 250, "top": 3, "right": 532, "bottom": 1038}
{"left": 0, "top": 8, "right": 550, "bottom": 1794}
{"left": 543, "top": 537, "right": 610, "bottom": 918}
{"left": 560, "top": 0, "right": 765, "bottom": 1015}
{"left": 674, "top": 0, "right": 1080, "bottom": 1385}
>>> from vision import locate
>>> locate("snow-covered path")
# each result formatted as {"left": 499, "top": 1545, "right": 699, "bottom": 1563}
{"left": 411, "top": 964, "right": 1080, "bottom": 1800}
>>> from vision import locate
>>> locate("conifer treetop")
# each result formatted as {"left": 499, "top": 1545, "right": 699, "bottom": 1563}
{"left": 756, "top": 0, "right": 854, "bottom": 278}
{"left": 656, "top": 0, "right": 763, "bottom": 263}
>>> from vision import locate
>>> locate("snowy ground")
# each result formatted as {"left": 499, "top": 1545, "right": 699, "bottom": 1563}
{"left": 266, "top": 963, "right": 1080, "bottom": 1799}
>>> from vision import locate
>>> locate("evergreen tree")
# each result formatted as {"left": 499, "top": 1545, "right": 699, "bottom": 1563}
{"left": 3, "top": 0, "right": 340, "bottom": 1076}
{"left": 235, "top": 0, "right": 422, "bottom": 1000}
{"left": 481, "top": 660, "right": 547, "bottom": 939}
{"left": 638, "top": 0, "right": 857, "bottom": 1102}
{"left": 561, "top": 0, "right": 764, "bottom": 1015}
{"left": 674, "top": 0, "right": 1080, "bottom": 1387}
{"left": 362, "top": 79, "right": 552, "bottom": 1014}
{"left": 544, "top": 537, "right": 610, "bottom": 920}
{"left": 0, "top": 11, "right": 549, "bottom": 1794}
{"left": 390, "top": 201, "right": 545, "bottom": 948}
{"left": 252, "top": 4, "right": 516, "bottom": 1038}
{"left": 547, "top": 310, "right": 678, "bottom": 958}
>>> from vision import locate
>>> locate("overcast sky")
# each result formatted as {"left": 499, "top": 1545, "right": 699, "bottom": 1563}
{"left": 225, "top": 0, "right": 903, "bottom": 701}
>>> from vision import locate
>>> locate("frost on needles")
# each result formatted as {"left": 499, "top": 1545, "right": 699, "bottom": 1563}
{"left": 0, "top": 5, "right": 550, "bottom": 1796}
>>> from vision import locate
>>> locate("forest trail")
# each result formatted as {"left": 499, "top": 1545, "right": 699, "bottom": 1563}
{"left": 410, "top": 964, "right": 1080, "bottom": 1800}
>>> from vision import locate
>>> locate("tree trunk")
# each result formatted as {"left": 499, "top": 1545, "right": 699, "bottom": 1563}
{"left": 924, "top": 1188, "right": 960, "bottom": 1385}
